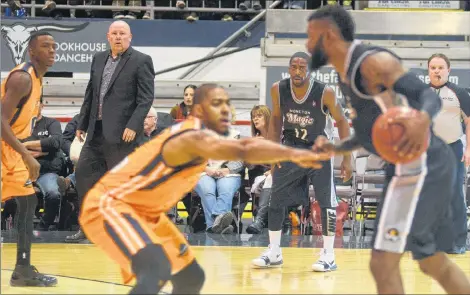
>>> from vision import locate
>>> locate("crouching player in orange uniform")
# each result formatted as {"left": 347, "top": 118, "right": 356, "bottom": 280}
{"left": 79, "top": 83, "right": 330, "bottom": 294}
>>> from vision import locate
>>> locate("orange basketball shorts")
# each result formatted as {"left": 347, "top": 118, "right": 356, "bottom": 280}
{"left": 79, "top": 188, "right": 194, "bottom": 284}
{"left": 1, "top": 141, "right": 35, "bottom": 201}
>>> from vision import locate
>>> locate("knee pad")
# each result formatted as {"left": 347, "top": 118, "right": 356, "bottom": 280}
{"left": 172, "top": 260, "right": 205, "bottom": 294}
{"left": 321, "top": 207, "right": 336, "bottom": 236}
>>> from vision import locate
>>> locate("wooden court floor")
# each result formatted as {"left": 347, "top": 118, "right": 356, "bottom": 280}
{"left": 1, "top": 243, "right": 469, "bottom": 294}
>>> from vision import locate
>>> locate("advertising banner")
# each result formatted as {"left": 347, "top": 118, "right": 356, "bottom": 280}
{"left": 265, "top": 66, "right": 470, "bottom": 109}
{"left": 368, "top": 1, "right": 460, "bottom": 10}
{"left": 1, "top": 19, "right": 110, "bottom": 72}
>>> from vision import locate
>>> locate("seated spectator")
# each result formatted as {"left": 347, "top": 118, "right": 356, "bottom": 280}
{"left": 181, "top": 0, "right": 236, "bottom": 21}
{"left": 143, "top": 107, "right": 176, "bottom": 141}
{"left": 112, "top": 0, "right": 140, "bottom": 19}
{"left": 6, "top": 0, "right": 56, "bottom": 15}
{"left": 57, "top": 113, "right": 81, "bottom": 197}
{"left": 59, "top": 114, "right": 87, "bottom": 242}
{"left": 239, "top": 0, "right": 261, "bottom": 11}
{"left": 170, "top": 84, "right": 196, "bottom": 120}
{"left": 22, "top": 100, "right": 65, "bottom": 231}
{"left": 244, "top": 105, "right": 273, "bottom": 234}
{"left": 194, "top": 126, "right": 243, "bottom": 234}
{"left": 143, "top": 107, "right": 159, "bottom": 140}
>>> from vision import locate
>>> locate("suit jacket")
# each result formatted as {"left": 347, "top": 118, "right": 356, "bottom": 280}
{"left": 78, "top": 47, "right": 155, "bottom": 145}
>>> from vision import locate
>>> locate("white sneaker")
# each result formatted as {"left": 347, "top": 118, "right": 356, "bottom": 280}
{"left": 312, "top": 249, "right": 337, "bottom": 272}
{"left": 251, "top": 245, "right": 283, "bottom": 268}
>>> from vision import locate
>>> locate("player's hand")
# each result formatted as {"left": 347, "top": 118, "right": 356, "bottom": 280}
{"left": 122, "top": 128, "right": 136, "bottom": 142}
{"left": 30, "top": 151, "right": 48, "bottom": 158}
{"left": 313, "top": 135, "right": 336, "bottom": 155}
{"left": 76, "top": 130, "right": 86, "bottom": 143}
{"left": 290, "top": 150, "right": 330, "bottom": 169}
{"left": 388, "top": 110, "right": 431, "bottom": 159}
{"left": 22, "top": 153, "right": 40, "bottom": 182}
{"left": 340, "top": 159, "right": 353, "bottom": 181}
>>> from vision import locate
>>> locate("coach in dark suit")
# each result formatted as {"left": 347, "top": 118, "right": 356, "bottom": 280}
{"left": 67, "top": 20, "right": 154, "bottom": 242}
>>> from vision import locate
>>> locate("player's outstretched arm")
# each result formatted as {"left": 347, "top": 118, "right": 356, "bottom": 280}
{"left": 162, "top": 130, "right": 331, "bottom": 169}
{"left": 314, "top": 135, "right": 362, "bottom": 156}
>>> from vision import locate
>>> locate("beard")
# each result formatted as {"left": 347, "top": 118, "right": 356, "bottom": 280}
{"left": 309, "top": 36, "right": 328, "bottom": 71}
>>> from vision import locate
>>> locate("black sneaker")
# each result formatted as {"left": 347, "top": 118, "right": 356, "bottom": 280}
{"left": 10, "top": 265, "right": 57, "bottom": 287}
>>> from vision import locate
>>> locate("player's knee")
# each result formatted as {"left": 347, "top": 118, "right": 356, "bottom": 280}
{"left": 172, "top": 260, "right": 205, "bottom": 294}
{"left": 321, "top": 207, "right": 336, "bottom": 236}
{"left": 418, "top": 253, "right": 451, "bottom": 279}
{"left": 369, "top": 250, "right": 401, "bottom": 281}
{"left": 131, "top": 244, "right": 172, "bottom": 282}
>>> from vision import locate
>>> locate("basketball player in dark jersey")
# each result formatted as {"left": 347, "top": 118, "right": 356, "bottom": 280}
{"left": 307, "top": 5, "right": 470, "bottom": 294}
{"left": 252, "top": 52, "right": 352, "bottom": 272}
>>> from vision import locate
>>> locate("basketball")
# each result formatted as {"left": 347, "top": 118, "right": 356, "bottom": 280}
{"left": 372, "top": 107, "right": 429, "bottom": 164}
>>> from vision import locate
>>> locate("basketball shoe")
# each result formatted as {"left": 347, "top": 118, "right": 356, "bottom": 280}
{"left": 312, "top": 249, "right": 337, "bottom": 272}
{"left": 251, "top": 244, "right": 283, "bottom": 268}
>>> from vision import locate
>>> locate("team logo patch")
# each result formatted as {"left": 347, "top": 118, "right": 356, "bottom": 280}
{"left": 385, "top": 228, "right": 400, "bottom": 242}
{"left": 312, "top": 101, "right": 316, "bottom": 107}
{"left": 24, "top": 179, "right": 33, "bottom": 187}
{"left": 178, "top": 243, "right": 188, "bottom": 257}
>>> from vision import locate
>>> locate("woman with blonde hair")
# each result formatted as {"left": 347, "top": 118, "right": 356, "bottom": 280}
{"left": 246, "top": 105, "right": 273, "bottom": 234}
{"left": 250, "top": 105, "right": 271, "bottom": 138}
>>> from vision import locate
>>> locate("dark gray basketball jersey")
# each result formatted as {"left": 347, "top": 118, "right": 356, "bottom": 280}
{"left": 337, "top": 41, "right": 403, "bottom": 155}
{"left": 278, "top": 76, "right": 328, "bottom": 145}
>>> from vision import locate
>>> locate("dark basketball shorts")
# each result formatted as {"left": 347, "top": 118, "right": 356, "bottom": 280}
{"left": 270, "top": 142, "right": 338, "bottom": 209}
{"left": 372, "top": 135, "right": 456, "bottom": 260}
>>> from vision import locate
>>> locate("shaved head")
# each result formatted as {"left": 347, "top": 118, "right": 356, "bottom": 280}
{"left": 107, "top": 20, "right": 132, "bottom": 56}
{"left": 109, "top": 20, "right": 131, "bottom": 33}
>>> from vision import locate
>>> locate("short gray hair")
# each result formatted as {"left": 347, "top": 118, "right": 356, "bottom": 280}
{"left": 147, "top": 107, "right": 157, "bottom": 118}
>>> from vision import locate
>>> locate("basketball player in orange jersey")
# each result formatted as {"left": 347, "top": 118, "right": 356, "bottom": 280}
{"left": 79, "top": 83, "right": 331, "bottom": 294}
{"left": 1, "top": 32, "right": 58, "bottom": 287}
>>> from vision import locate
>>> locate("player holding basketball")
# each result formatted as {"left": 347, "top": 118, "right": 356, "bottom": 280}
{"left": 79, "top": 84, "right": 330, "bottom": 295}
{"left": 1, "top": 32, "right": 58, "bottom": 287}
{"left": 251, "top": 52, "right": 352, "bottom": 272}
{"left": 307, "top": 5, "right": 470, "bottom": 294}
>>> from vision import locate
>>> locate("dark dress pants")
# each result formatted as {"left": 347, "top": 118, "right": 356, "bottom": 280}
{"left": 75, "top": 121, "right": 138, "bottom": 202}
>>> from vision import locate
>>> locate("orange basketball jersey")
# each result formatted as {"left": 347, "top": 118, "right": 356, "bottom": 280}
{"left": 1, "top": 62, "right": 42, "bottom": 140}
{"left": 85, "top": 117, "right": 208, "bottom": 217}
{"left": 1, "top": 62, "right": 42, "bottom": 170}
